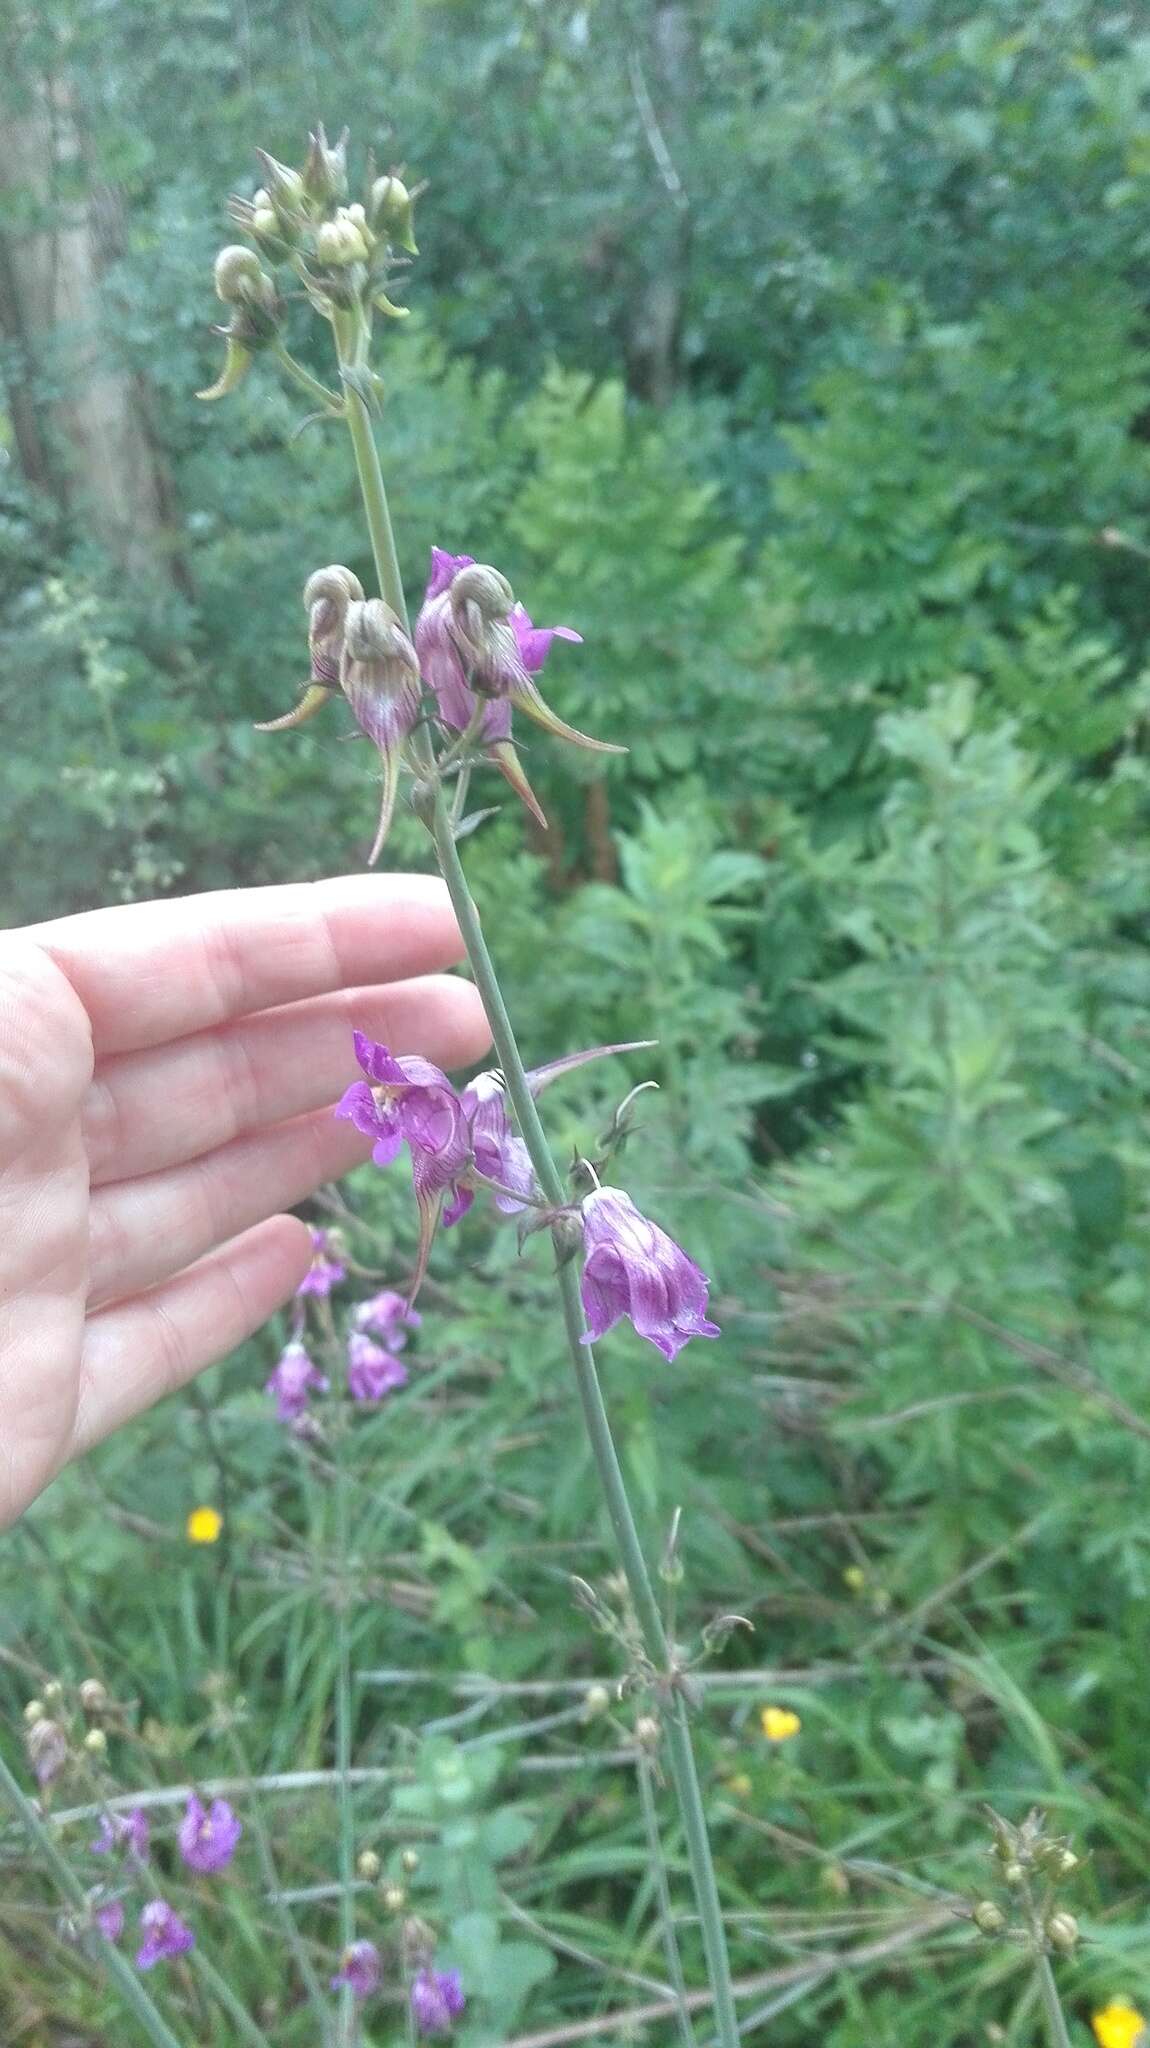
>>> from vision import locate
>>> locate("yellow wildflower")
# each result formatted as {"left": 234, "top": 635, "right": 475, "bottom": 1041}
{"left": 186, "top": 1506, "right": 223, "bottom": 1545}
{"left": 724, "top": 1773, "right": 753, "bottom": 1800}
{"left": 1092, "top": 2002, "right": 1149, "bottom": 2048}
{"left": 760, "top": 1705, "right": 801, "bottom": 1744}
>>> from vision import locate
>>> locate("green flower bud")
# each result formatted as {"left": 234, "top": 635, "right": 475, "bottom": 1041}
{"left": 634, "top": 1714, "right": 660, "bottom": 1752}
{"left": 79, "top": 1679, "right": 108, "bottom": 1717}
{"left": 382, "top": 1882, "right": 407, "bottom": 1912}
{"left": 1002, "top": 1860, "right": 1025, "bottom": 1887}
{"left": 315, "top": 212, "right": 369, "bottom": 266}
{"left": 303, "top": 123, "right": 349, "bottom": 205}
{"left": 356, "top": 1849, "right": 381, "bottom": 1881}
{"left": 973, "top": 1901, "right": 1006, "bottom": 1936}
{"left": 583, "top": 1683, "right": 611, "bottom": 1720}
{"left": 251, "top": 205, "right": 280, "bottom": 242}
{"left": 83, "top": 1727, "right": 107, "bottom": 1757}
{"left": 400, "top": 1848, "right": 420, "bottom": 1874}
{"left": 1047, "top": 1911, "right": 1078, "bottom": 1953}
{"left": 23, "top": 1699, "right": 45, "bottom": 1723}
{"left": 214, "top": 245, "right": 263, "bottom": 302}
{"left": 371, "top": 174, "right": 418, "bottom": 253}
{"left": 254, "top": 149, "right": 307, "bottom": 219}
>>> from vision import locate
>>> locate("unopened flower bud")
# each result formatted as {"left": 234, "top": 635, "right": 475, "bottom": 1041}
{"left": 382, "top": 1882, "right": 407, "bottom": 1911}
{"left": 302, "top": 123, "right": 349, "bottom": 205}
{"left": 634, "top": 1715, "right": 660, "bottom": 1752}
{"left": 450, "top": 563, "right": 515, "bottom": 622}
{"left": 24, "top": 1699, "right": 45, "bottom": 1723}
{"left": 79, "top": 1680, "right": 108, "bottom": 1717}
{"left": 583, "top": 1683, "right": 611, "bottom": 1720}
{"left": 83, "top": 1727, "right": 107, "bottom": 1757}
{"left": 371, "top": 174, "right": 418, "bottom": 253}
{"left": 42, "top": 1681, "right": 64, "bottom": 1706}
{"left": 401, "top": 1914, "right": 437, "bottom": 1966}
{"left": 254, "top": 150, "right": 307, "bottom": 219}
{"left": 251, "top": 205, "right": 280, "bottom": 241}
{"left": 1002, "top": 1860, "right": 1025, "bottom": 1887}
{"left": 356, "top": 1849, "right": 381, "bottom": 1881}
{"left": 1047, "top": 1910, "right": 1078, "bottom": 1953}
{"left": 214, "top": 245, "right": 265, "bottom": 304}
{"left": 1055, "top": 1848, "right": 1079, "bottom": 1878}
{"left": 316, "top": 211, "right": 369, "bottom": 266}
{"left": 973, "top": 1900, "right": 1006, "bottom": 1936}
{"left": 401, "top": 1848, "right": 420, "bottom": 1874}
{"left": 27, "top": 1718, "right": 68, "bottom": 1787}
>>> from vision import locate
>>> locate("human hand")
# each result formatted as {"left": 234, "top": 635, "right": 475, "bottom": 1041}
{"left": 0, "top": 874, "right": 489, "bottom": 1527}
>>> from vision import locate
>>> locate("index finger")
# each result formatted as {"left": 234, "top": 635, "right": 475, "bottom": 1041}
{"left": 22, "top": 873, "right": 467, "bottom": 1056}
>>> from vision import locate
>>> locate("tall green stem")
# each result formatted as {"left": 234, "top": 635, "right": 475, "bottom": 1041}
{"left": 637, "top": 1753, "right": 697, "bottom": 2048}
{"left": 333, "top": 313, "right": 740, "bottom": 2048}
{"left": 0, "top": 1751, "right": 186, "bottom": 2048}
{"left": 1034, "top": 1954, "right": 1073, "bottom": 2048}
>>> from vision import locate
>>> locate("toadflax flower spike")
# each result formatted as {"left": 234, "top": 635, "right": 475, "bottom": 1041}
{"left": 579, "top": 1186, "right": 720, "bottom": 1362}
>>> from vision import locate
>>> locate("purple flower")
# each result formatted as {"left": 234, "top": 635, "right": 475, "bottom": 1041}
{"left": 353, "top": 1289, "right": 421, "bottom": 1348}
{"left": 297, "top": 1225, "right": 346, "bottom": 1298}
{"left": 347, "top": 1332, "right": 409, "bottom": 1403}
{"left": 579, "top": 1187, "right": 720, "bottom": 1362}
{"left": 26, "top": 1717, "right": 67, "bottom": 1788}
{"left": 411, "top": 1966, "right": 466, "bottom": 2035}
{"left": 91, "top": 1806, "right": 150, "bottom": 1861}
{"left": 337, "top": 1033, "right": 472, "bottom": 1299}
{"left": 331, "top": 1939, "right": 381, "bottom": 2000}
{"left": 136, "top": 1899, "right": 195, "bottom": 1970}
{"left": 460, "top": 1042, "right": 655, "bottom": 1219}
{"left": 95, "top": 1897, "right": 124, "bottom": 1942}
{"left": 177, "top": 1794, "right": 242, "bottom": 1874}
{"left": 265, "top": 1340, "right": 328, "bottom": 1424}
{"left": 414, "top": 549, "right": 620, "bottom": 827}
{"left": 457, "top": 1070, "right": 535, "bottom": 1216}
{"left": 340, "top": 597, "right": 423, "bottom": 863}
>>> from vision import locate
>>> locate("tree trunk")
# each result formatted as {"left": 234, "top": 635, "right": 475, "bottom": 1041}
{"left": 624, "top": 0, "right": 693, "bottom": 407}
{"left": 0, "top": 66, "right": 185, "bottom": 587}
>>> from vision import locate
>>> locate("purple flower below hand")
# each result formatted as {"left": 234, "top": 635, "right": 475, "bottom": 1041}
{"left": 296, "top": 1225, "right": 346, "bottom": 1298}
{"left": 177, "top": 1793, "right": 242, "bottom": 1874}
{"left": 353, "top": 1289, "right": 421, "bottom": 1349}
{"left": 347, "top": 1332, "right": 409, "bottom": 1403}
{"left": 411, "top": 1966, "right": 466, "bottom": 2035}
{"left": 579, "top": 1187, "right": 720, "bottom": 1362}
{"left": 136, "top": 1899, "right": 195, "bottom": 1969}
{"left": 331, "top": 1939, "right": 381, "bottom": 2000}
{"left": 91, "top": 1806, "right": 149, "bottom": 1861}
{"left": 94, "top": 1897, "right": 124, "bottom": 1942}
{"left": 265, "top": 1340, "right": 328, "bottom": 1424}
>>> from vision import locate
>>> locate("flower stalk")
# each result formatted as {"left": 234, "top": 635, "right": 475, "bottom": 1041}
{"left": 329, "top": 301, "right": 741, "bottom": 2048}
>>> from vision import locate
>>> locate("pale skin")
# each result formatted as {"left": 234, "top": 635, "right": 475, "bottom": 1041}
{"left": 0, "top": 873, "right": 491, "bottom": 1529}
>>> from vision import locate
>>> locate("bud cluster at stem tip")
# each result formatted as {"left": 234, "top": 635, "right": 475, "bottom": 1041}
{"left": 199, "top": 128, "right": 421, "bottom": 402}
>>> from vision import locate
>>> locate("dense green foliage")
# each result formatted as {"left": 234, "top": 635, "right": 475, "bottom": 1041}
{"left": 4, "top": 3, "right": 1150, "bottom": 2044}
